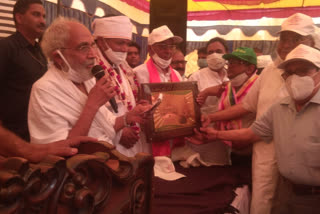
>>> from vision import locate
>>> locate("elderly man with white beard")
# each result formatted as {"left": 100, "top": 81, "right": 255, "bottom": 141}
{"left": 28, "top": 17, "right": 151, "bottom": 151}
{"left": 92, "top": 16, "right": 151, "bottom": 157}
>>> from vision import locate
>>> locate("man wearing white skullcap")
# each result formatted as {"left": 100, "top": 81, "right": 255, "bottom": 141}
{"left": 92, "top": 16, "right": 151, "bottom": 157}
{"left": 192, "top": 44, "right": 320, "bottom": 214}
{"left": 133, "top": 25, "right": 184, "bottom": 157}
{"left": 198, "top": 13, "right": 319, "bottom": 213}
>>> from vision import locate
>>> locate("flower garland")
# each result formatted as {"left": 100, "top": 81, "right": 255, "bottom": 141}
{"left": 98, "top": 60, "right": 140, "bottom": 131}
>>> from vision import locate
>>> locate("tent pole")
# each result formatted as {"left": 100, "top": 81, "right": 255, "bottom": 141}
{"left": 57, "top": 0, "right": 61, "bottom": 16}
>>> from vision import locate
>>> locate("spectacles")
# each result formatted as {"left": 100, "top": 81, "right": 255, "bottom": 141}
{"left": 154, "top": 44, "right": 176, "bottom": 51}
{"left": 207, "top": 50, "right": 225, "bottom": 55}
{"left": 61, "top": 42, "right": 97, "bottom": 54}
{"left": 279, "top": 35, "right": 304, "bottom": 45}
{"left": 227, "top": 59, "right": 248, "bottom": 66}
{"left": 171, "top": 60, "right": 187, "bottom": 65}
{"left": 281, "top": 67, "right": 316, "bottom": 80}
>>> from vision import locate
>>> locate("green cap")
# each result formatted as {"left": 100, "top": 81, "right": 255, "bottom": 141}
{"left": 223, "top": 47, "right": 257, "bottom": 65}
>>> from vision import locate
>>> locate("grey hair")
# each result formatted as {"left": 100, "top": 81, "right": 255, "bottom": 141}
{"left": 41, "top": 16, "right": 80, "bottom": 61}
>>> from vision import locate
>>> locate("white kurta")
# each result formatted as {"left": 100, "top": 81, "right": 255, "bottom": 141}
{"left": 241, "top": 56, "right": 286, "bottom": 214}
{"left": 134, "top": 63, "right": 182, "bottom": 84}
{"left": 97, "top": 50, "right": 151, "bottom": 157}
{"left": 28, "top": 65, "right": 116, "bottom": 145}
{"left": 188, "top": 67, "right": 229, "bottom": 114}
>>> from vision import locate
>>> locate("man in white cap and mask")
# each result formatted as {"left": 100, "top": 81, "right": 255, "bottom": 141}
{"left": 200, "top": 13, "right": 318, "bottom": 213}
{"left": 92, "top": 15, "right": 151, "bottom": 157}
{"left": 192, "top": 44, "right": 320, "bottom": 214}
{"left": 28, "top": 17, "right": 151, "bottom": 154}
{"left": 134, "top": 25, "right": 183, "bottom": 84}
{"left": 134, "top": 25, "right": 184, "bottom": 156}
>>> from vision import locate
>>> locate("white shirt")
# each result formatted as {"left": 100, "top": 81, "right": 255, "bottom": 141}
{"left": 28, "top": 65, "right": 116, "bottom": 145}
{"left": 188, "top": 67, "right": 229, "bottom": 114}
{"left": 241, "top": 56, "right": 286, "bottom": 214}
{"left": 242, "top": 57, "right": 286, "bottom": 117}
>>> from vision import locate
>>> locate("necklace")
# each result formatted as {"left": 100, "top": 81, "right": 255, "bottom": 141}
{"left": 98, "top": 60, "right": 141, "bottom": 131}
{"left": 98, "top": 60, "right": 139, "bottom": 111}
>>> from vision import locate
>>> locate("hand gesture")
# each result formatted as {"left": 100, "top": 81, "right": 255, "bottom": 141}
{"left": 196, "top": 83, "right": 227, "bottom": 106}
{"left": 87, "top": 76, "right": 116, "bottom": 109}
{"left": 48, "top": 136, "right": 98, "bottom": 157}
{"left": 126, "top": 103, "right": 152, "bottom": 124}
{"left": 201, "top": 115, "right": 211, "bottom": 128}
{"left": 119, "top": 127, "right": 140, "bottom": 149}
{"left": 196, "top": 89, "right": 209, "bottom": 106}
{"left": 199, "top": 127, "right": 219, "bottom": 140}
{"left": 185, "top": 128, "right": 207, "bottom": 145}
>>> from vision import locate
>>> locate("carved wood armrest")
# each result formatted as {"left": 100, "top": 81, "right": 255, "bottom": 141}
{"left": 0, "top": 141, "right": 154, "bottom": 214}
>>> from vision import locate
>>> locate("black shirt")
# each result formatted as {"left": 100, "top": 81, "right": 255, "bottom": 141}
{"left": 0, "top": 31, "right": 47, "bottom": 141}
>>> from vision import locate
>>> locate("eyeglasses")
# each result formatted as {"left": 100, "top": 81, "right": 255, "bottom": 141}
{"left": 226, "top": 59, "right": 248, "bottom": 66}
{"left": 171, "top": 60, "right": 187, "bottom": 65}
{"left": 154, "top": 44, "right": 176, "bottom": 51}
{"left": 281, "top": 67, "right": 316, "bottom": 80}
{"left": 61, "top": 42, "right": 97, "bottom": 54}
{"left": 279, "top": 35, "right": 304, "bottom": 46}
{"left": 207, "top": 50, "right": 225, "bottom": 55}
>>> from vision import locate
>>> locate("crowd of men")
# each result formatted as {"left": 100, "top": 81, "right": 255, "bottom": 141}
{"left": 0, "top": 0, "right": 320, "bottom": 213}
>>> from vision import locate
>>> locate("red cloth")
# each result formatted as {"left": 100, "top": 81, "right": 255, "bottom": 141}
{"left": 146, "top": 59, "right": 184, "bottom": 156}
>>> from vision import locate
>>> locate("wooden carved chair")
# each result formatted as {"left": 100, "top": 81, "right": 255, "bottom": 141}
{"left": 0, "top": 141, "right": 154, "bottom": 214}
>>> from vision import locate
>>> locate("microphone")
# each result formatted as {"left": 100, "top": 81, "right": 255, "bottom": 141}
{"left": 91, "top": 65, "right": 118, "bottom": 113}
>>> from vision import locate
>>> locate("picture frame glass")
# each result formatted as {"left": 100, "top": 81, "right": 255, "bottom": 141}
{"left": 141, "top": 82, "right": 201, "bottom": 142}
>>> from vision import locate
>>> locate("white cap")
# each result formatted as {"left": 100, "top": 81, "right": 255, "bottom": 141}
{"left": 92, "top": 16, "right": 133, "bottom": 40}
{"left": 153, "top": 156, "right": 186, "bottom": 181}
{"left": 257, "top": 55, "right": 272, "bottom": 68}
{"left": 148, "top": 25, "right": 183, "bottom": 45}
{"left": 279, "top": 13, "right": 316, "bottom": 36}
{"left": 278, "top": 44, "right": 320, "bottom": 69}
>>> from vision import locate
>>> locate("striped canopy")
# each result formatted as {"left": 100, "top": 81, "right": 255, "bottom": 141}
{"left": 1, "top": 0, "right": 320, "bottom": 41}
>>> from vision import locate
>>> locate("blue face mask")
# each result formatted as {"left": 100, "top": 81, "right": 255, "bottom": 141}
{"left": 197, "top": 58, "right": 208, "bottom": 68}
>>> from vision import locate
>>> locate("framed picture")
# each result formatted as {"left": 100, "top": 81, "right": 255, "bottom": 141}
{"left": 140, "top": 81, "right": 201, "bottom": 143}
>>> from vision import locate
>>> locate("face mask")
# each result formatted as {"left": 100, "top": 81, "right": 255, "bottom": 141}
{"left": 152, "top": 53, "right": 172, "bottom": 69}
{"left": 207, "top": 53, "right": 226, "bottom": 71}
{"left": 230, "top": 72, "right": 248, "bottom": 87}
{"left": 285, "top": 73, "right": 320, "bottom": 101}
{"left": 103, "top": 41, "right": 127, "bottom": 65}
{"left": 197, "top": 58, "right": 208, "bottom": 68}
{"left": 57, "top": 50, "right": 93, "bottom": 83}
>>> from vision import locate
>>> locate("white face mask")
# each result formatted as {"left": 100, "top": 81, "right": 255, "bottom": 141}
{"left": 151, "top": 46, "right": 172, "bottom": 69}
{"left": 285, "top": 73, "right": 320, "bottom": 101}
{"left": 152, "top": 53, "right": 172, "bottom": 69}
{"left": 207, "top": 53, "right": 226, "bottom": 71}
{"left": 103, "top": 41, "right": 127, "bottom": 65}
{"left": 57, "top": 50, "right": 93, "bottom": 83}
{"left": 230, "top": 72, "right": 248, "bottom": 87}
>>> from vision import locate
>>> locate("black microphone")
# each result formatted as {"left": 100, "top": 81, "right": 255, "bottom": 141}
{"left": 91, "top": 65, "right": 118, "bottom": 113}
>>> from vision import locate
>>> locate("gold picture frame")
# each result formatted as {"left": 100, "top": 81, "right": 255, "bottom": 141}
{"left": 141, "top": 81, "right": 201, "bottom": 143}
